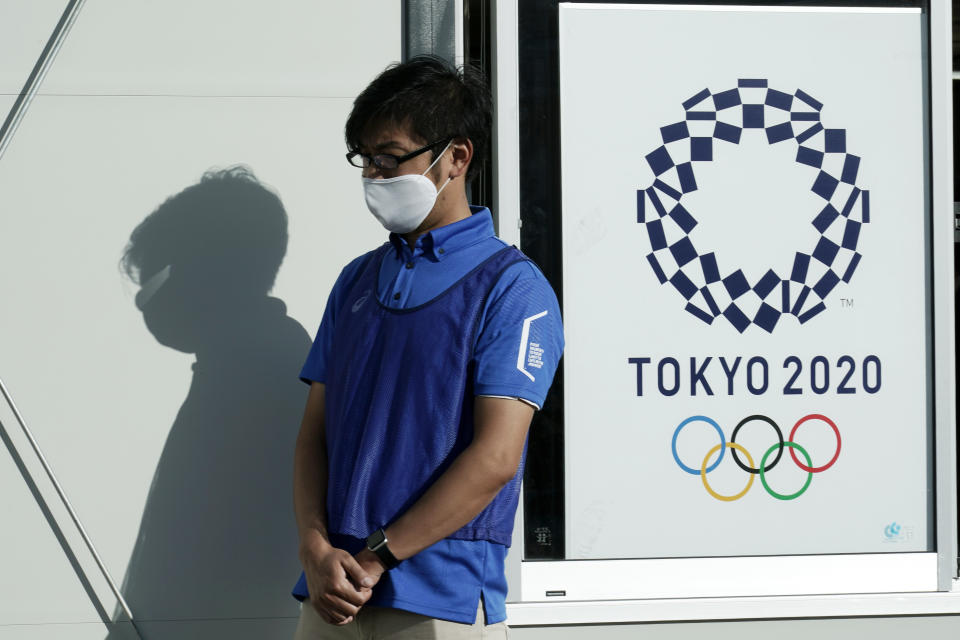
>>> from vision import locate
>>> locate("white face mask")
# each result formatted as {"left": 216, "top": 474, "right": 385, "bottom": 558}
{"left": 361, "top": 141, "right": 452, "bottom": 234}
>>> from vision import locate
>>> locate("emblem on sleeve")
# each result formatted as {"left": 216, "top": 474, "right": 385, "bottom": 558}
{"left": 517, "top": 311, "right": 548, "bottom": 382}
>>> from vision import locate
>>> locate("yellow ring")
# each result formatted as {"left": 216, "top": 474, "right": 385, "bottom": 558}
{"left": 700, "top": 442, "right": 755, "bottom": 502}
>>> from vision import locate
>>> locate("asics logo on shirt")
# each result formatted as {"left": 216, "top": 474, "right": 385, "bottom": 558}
{"left": 352, "top": 289, "right": 371, "bottom": 313}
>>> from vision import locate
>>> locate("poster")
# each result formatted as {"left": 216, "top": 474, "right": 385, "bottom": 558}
{"left": 559, "top": 4, "right": 928, "bottom": 558}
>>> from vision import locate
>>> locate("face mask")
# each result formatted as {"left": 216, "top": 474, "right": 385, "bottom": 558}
{"left": 361, "top": 141, "right": 452, "bottom": 234}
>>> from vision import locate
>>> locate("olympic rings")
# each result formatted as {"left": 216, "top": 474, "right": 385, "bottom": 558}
{"left": 789, "top": 414, "right": 841, "bottom": 472}
{"left": 701, "top": 442, "right": 755, "bottom": 502}
{"left": 730, "top": 414, "right": 783, "bottom": 474}
{"left": 672, "top": 413, "right": 840, "bottom": 501}
{"left": 760, "top": 442, "right": 813, "bottom": 500}
{"left": 672, "top": 415, "right": 725, "bottom": 475}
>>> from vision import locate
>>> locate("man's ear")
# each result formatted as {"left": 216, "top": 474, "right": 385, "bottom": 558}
{"left": 447, "top": 137, "right": 474, "bottom": 180}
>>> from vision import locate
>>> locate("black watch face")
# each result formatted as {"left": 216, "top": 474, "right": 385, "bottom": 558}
{"left": 367, "top": 529, "right": 386, "bottom": 548}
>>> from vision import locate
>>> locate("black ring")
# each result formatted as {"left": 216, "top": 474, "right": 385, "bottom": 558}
{"left": 730, "top": 414, "right": 784, "bottom": 474}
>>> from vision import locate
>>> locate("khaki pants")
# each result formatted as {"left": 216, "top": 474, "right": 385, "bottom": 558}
{"left": 293, "top": 600, "right": 509, "bottom": 640}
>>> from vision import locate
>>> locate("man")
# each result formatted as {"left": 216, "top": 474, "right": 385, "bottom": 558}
{"left": 292, "top": 55, "right": 563, "bottom": 639}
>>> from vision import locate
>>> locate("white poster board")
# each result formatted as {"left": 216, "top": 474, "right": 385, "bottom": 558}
{"left": 559, "top": 4, "right": 928, "bottom": 559}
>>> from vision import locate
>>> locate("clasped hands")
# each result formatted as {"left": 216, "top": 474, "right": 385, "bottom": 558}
{"left": 300, "top": 534, "right": 386, "bottom": 626}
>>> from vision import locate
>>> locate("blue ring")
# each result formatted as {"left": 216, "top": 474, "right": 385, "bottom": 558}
{"left": 672, "top": 415, "right": 725, "bottom": 475}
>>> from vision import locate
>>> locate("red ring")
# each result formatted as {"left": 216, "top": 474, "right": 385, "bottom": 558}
{"left": 788, "top": 414, "right": 841, "bottom": 472}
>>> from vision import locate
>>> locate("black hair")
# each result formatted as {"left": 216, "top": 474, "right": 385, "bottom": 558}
{"left": 345, "top": 55, "right": 492, "bottom": 182}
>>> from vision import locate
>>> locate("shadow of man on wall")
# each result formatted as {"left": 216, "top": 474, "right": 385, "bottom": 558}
{"left": 110, "top": 167, "right": 310, "bottom": 639}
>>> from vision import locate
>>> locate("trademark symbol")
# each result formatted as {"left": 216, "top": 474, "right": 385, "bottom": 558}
{"left": 841, "top": 298, "right": 854, "bottom": 308}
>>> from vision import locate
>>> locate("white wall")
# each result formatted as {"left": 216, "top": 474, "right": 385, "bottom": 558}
{"left": 0, "top": 1, "right": 399, "bottom": 638}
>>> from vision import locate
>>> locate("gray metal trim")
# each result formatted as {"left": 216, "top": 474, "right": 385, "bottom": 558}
{"left": 492, "top": 0, "right": 524, "bottom": 601}
{"left": 402, "top": 0, "right": 458, "bottom": 62}
{"left": 0, "top": 378, "right": 142, "bottom": 636}
{"left": 0, "top": 0, "right": 87, "bottom": 164}
{"left": 930, "top": 0, "right": 958, "bottom": 589}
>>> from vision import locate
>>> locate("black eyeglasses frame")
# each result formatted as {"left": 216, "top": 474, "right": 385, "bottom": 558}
{"left": 346, "top": 137, "right": 454, "bottom": 170}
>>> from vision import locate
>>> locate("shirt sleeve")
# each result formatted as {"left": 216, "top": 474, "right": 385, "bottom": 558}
{"left": 473, "top": 260, "right": 564, "bottom": 409}
{"left": 299, "top": 251, "right": 375, "bottom": 385}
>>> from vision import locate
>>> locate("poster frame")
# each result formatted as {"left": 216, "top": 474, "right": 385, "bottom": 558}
{"left": 495, "top": 0, "right": 958, "bottom": 623}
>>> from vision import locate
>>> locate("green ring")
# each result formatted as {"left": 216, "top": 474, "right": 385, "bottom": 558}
{"left": 759, "top": 442, "right": 813, "bottom": 500}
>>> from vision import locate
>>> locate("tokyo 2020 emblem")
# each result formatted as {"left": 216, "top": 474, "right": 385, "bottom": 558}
{"left": 638, "top": 79, "right": 869, "bottom": 333}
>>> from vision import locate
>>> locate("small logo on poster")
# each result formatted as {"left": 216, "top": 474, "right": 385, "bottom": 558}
{"left": 637, "top": 79, "right": 869, "bottom": 333}
{"left": 882, "top": 521, "right": 914, "bottom": 543}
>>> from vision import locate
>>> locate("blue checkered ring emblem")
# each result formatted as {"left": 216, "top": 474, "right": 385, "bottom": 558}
{"left": 638, "top": 79, "right": 869, "bottom": 333}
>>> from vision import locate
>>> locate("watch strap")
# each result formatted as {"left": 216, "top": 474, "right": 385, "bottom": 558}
{"left": 366, "top": 528, "right": 401, "bottom": 570}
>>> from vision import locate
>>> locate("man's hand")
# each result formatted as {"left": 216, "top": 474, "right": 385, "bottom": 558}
{"left": 300, "top": 532, "right": 375, "bottom": 625}
{"left": 296, "top": 384, "right": 371, "bottom": 624}
{"left": 353, "top": 547, "right": 386, "bottom": 590}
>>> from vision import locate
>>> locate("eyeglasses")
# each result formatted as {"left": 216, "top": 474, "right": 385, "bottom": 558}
{"left": 346, "top": 137, "right": 453, "bottom": 170}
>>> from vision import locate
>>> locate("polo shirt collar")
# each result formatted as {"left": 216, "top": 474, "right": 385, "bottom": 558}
{"left": 389, "top": 206, "right": 494, "bottom": 261}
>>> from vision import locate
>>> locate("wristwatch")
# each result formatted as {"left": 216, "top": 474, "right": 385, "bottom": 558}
{"left": 365, "top": 528, "right": 401, "bottom": 570}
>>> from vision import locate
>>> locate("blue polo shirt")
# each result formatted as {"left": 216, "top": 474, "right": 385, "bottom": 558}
{"left": 294, "top": 206, "right": 563, "bottom": 624}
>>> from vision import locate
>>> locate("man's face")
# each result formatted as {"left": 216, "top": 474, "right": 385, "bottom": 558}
{"left": 358, "top": 122, "right": 445, "bottom": 184}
